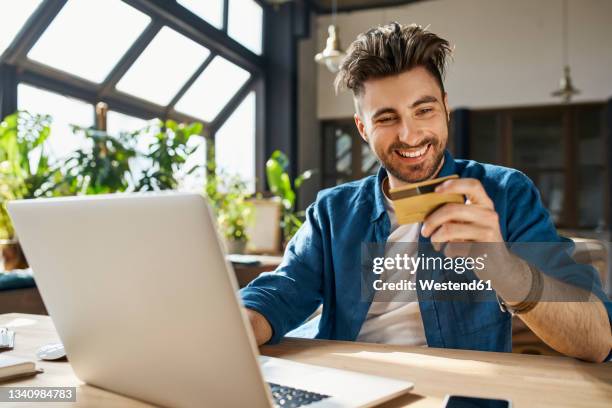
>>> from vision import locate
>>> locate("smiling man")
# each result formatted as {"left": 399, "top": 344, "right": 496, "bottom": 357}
{"left": 240, "top": 23, "right": 612, "bottom": 362}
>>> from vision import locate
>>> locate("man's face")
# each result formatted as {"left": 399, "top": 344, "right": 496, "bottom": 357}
{"left": 354, "top": 66, "right": 450, "bottom": 185}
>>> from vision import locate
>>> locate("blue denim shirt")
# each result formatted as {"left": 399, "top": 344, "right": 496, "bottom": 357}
{"left": 240, "top": 150, "right": 612, "bottom": 354}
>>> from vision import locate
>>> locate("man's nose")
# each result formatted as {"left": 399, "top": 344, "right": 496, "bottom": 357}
{"left": 397, "top": 118, "right": 420, "bottom": 144}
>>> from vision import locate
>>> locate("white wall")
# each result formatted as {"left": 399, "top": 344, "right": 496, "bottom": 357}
{"left": 315, "top": 0, "right": 612, "bottom": 119}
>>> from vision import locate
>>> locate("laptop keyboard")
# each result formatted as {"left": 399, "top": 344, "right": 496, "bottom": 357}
{"left": 268, "top": 382, "right": 330, "bottom": 407}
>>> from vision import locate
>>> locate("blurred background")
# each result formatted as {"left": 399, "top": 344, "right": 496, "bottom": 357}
{"left": 0, "top": 1, "right": 611, "bottom": 349}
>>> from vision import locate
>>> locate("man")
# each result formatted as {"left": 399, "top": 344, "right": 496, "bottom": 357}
{"left": 241, "top": 23, "right": 612, "bottom": 362}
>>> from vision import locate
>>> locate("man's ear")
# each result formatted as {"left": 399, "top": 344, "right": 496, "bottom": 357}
{"left": 354, "top": 113, "right": 369, "bottom": 143}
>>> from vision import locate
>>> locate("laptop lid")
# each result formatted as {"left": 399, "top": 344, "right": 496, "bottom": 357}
{"left": 8, "top": 193, "right": 272, "bottom": 407}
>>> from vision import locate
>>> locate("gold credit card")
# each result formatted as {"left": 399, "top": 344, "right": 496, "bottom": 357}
{"left": 389, "top": 175, "right": 464, "bottom": 224}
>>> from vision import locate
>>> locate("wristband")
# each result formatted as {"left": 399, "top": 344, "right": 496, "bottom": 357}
{"left": 497, "top": 263, "right": 543, "bottom": 316}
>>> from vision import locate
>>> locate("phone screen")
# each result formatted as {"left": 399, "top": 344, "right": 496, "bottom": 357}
{"left": 445, "top": 395, "right": 510, "bottom": 408}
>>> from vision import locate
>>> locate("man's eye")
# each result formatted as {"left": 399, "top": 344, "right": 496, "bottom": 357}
{"left": 417, "top": 108, "right": 433, "bottom": 116}
{"left": 378, "top": 116, "right": 395, "bottom": 123}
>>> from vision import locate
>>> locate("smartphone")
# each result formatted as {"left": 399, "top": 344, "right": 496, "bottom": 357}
{"left": 443, "top": 395, "right": 511, "bottom": 408}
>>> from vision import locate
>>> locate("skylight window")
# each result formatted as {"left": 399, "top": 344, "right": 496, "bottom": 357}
{"left": 17, "top": 84, "right": 93, "bottom": 162}
{"left": 106, "top": 111, "right": 149, "bottom": 136}
{"left": 215, "top": 92, "right": 256, "bottom": 192}
{"left": 116, "top": 27, "right": 210, "bottom": 106}
{"left": 174, "top": 57, "right": 250, "bottom": 122}
{"left": 179, "top": 136, "right": 207, "bottom": 192}
{"left": 28, "top": 0, "right": 150, "bottom": 83}
{"left": 177, "top": 0, "right": 224, "bottom": 29}
{"left": 228, "top": 0, "right": 263, "bottom": 55}
{"left": 0, "top": 0, "right": 42, "bottom": 56}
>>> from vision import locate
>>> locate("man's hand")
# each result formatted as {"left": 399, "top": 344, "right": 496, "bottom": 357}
{"left": 419, "top": 178, "right": 612, "bottom": 362}
{"left": 244, "top": 308, "right": 272, "bottom": 346}
{"left": 420, "top": 177, "right": 528, "bottom": 300}
{"left": 421, "top": 178, "right": 503, "bottom": 246}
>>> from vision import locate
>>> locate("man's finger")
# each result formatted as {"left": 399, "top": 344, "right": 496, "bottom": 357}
{"left": 430, "top": 222, "right": 490, "bottom": 243}
{"left": 444, "top": 241, "right": 475, "bottom": 259}
{"left": 422, "top": 203, "right": 497, "bottom": 237}
{"left": 435, "top": 178, "right": 494, "bottom": 208}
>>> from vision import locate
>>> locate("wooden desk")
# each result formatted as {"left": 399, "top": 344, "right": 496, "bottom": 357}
{"left": 0, "top": 313, "right": 610, "bottom": 407}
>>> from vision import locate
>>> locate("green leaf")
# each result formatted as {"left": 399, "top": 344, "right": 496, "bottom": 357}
{"left": 186, "top": 122, "right": 203, "bottom": 136}
{"left": 265, "top": 158, "right": 284, "bottom": 195}
{"left": 270, "top": 150, "right": 289, "bottom": 171}
{"left": 294, "top": 169, "right": 315, "bottom": 189}
{"left": 165, "top": 119, "right": 178, "bottom": 131}
{"left": 280, "top": 173, "right": 292, "bottom": 198}
{"left": 3, "top": 113, "right": 17, "bottom": 129}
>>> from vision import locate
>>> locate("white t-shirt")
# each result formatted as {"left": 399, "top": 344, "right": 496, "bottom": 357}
{"left": 356, "top": 180, "right": 427, "bottom": 346}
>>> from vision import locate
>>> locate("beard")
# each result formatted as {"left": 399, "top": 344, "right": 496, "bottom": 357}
{"left": 373, "top": 136, "right": 446, "bottom": 183}
{"left": 387, "top": 139, "right": 445, "bottom": 183}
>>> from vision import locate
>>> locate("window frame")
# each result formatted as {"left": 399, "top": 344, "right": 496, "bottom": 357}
{"left": 0, "top": 0, "right": 268, "bottom": 190}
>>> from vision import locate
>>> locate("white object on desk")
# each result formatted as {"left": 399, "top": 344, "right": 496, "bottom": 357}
{"left": 0, "top": 356, "right": 40, "bottom": 381}
{"left": 37, "top": 343, "right": 66, "bottom": 361}
{"left": 0, "top": 327, "right": 15, "bottom": 349}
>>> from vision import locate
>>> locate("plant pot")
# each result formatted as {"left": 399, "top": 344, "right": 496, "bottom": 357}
{"left": 226, "top": 239, "right": 247, "bottom": 255}
{"left": 1, "top": 241, "right": 29, "bottom": 271}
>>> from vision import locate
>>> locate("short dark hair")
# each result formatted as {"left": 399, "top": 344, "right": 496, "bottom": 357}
{"left": 335, "top": 22, "right": 452, "bottom": 97}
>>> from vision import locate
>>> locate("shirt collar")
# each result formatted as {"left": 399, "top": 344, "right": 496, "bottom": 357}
{"left": 371, "top": 149, "right": 456, "bottom": 222}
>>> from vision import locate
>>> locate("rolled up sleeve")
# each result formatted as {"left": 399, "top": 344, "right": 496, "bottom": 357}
{"left": 239, "top": 204, "right": 324, "bottom": 344}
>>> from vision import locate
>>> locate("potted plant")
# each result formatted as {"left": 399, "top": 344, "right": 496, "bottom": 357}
{"left": 0, "top": 111, "right": 61, "bottom": 270}
{"left": 265, "top": 150, "right": 314, "bottom": 246}
{"left": 205, "top": 160, "right": 253, "bottom": 254}
{"left": 61, "top": 126, "right": 136, "bottom": 194}
{"left": 0, "top": 112, "right": 209, "bottom": 269}
{"left": 62, "top": 119, "right": 205, "bottom": 194}
{"left": 135, "top": 120, "right": 204, "bottom": 191}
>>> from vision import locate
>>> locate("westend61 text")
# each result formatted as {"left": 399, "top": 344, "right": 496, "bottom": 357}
{"left": 373, "top": 279, "right": 493, "bottom": 292}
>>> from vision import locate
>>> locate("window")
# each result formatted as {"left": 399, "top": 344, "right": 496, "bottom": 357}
{"left": 215, "top": 92, "right": 256, "bottom": 192}
{"left": 106, "top": 111, "right": 153, "bottom": 186}
{"left": 177, "top": 0, "right": 224, "bottom": 29}
{"left": 175, "top": 56, "right": 250, "bottom": 122}
{"left": 228, "top": 0, "right": 263, "bottom": 55}
{"left": 115, "top": 27, "right": 210, "bottom": 106}
{"left": 17, "top": 84, "right": 93, "bottom": 162}
{"left": 28, "top": 0, "right": 150, "bottom": 83}
{"left": 106, "top": 111, "right": 149, "bottom": 136}
{"left": 179, "top": 137, "right": 207, "bottom": 192}
{"left": 321, "top": 119, "right": 378, "bottom": 187}
{"left": 4, "top": 1, "right": 264, "bottom": 191}
{"left": 0, "top": 0, "right": 42, "bottom": 56}
{"left": 106, "top": 111, "right": 206, "bottom": 192}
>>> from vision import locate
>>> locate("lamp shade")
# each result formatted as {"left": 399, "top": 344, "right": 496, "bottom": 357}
{"left": 551, "top": 65, "right": 580, "bottom": 103}
{"left": 315, "top": 25, "right": 346, "bottom": 73}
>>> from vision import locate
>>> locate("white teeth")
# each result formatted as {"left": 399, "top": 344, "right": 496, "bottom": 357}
{"left": 397, "top": 144, "right": 428, "bottom": 158}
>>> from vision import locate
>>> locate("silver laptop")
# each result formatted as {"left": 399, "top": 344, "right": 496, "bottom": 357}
{"left": 8, "top": 193, "right": 413, "bottom": 408}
